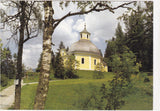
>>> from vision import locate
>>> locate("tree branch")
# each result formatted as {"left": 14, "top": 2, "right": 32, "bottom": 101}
{"left": 53, "top": 1, "right": 135, "bottom": 29}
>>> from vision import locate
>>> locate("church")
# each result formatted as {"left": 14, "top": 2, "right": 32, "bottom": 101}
{"left": 60, "top": 24, "right": 108, "bottom": 72}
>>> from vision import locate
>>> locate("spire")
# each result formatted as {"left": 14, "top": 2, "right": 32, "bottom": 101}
{"left": 84, "top": 23, "right": 86, "bottom": 29}
{"left": 80, "top": 23, "right": 90, "bottom": 34}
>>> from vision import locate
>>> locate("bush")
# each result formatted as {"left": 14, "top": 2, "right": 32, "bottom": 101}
{"left": 144, "top": 77, "right": 150, "bottom": 82}
{"left": 65, "top": 70, "right": 79, "bottom": 79}
{"left": 1, "top": 74, "right": 8, "bottom": 87}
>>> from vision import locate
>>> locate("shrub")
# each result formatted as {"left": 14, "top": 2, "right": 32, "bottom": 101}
{"left": 1, "top": 74, "right": 8, "bottom": 87}
{"left": 144, "top": 77, "right": 150, "bottom": 82}
{"left": 65, "top": 70, "right": 79, "bottom": 79}
{"left": 93, "top": 63, "right": 104, "bottom": 79}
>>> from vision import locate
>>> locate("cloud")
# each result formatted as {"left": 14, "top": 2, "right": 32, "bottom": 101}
{"left": 73, "top": 19, "right": 85, "bottom": 32}
{"left": 52, "top": 17, "right": 79, "bottom": 53}
{"left": 22, "top": 44, "right": 42, "bottom": 69}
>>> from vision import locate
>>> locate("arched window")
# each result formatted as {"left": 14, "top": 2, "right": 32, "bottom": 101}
{"left": 82, "top": 58, "right": 84, "bottom": 64}
{"left": 81, "top": 34, "right": 82, "bottom": 38}
{"left": 87, "top": 35, "right": 88, "bottom": 39}
{"left": 94, "top": 59, "right": 96, "bottom": 65}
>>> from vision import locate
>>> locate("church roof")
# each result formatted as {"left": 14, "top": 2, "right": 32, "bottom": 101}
{"left": 68, "top": 39, "right": 102, "bottom": 56}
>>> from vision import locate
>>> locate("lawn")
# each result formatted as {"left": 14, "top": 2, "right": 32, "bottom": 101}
{"left": 20, "top": 70, "right": 153, "bottom": 110}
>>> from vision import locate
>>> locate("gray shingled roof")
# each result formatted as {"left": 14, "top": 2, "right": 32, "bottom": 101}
{"left": 69, "top": 39, "right": 102, "bottom": 56}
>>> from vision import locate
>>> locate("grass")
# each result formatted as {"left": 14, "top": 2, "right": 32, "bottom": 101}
{"left": 0, "top": 79, "right": 14, "bottom": 91}
{"left": 20, "top": 70, "right": 153, "bottom": 110}
{"left": 120, "top": 75, "right": 153, "bottom": 110}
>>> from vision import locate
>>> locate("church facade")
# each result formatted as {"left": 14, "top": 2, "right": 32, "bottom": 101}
{"left": 60, "top": 24, "right": 108, "bottom": 72}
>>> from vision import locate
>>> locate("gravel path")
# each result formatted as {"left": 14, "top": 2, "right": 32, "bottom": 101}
{"left": 0, "top": 81, "right": 40, "bottom": 110}
{"left": 0, "top": 85, "right": 15, "bottom": 109}
{"left": 0, "top": 80, "right": 56, "bottom": 110}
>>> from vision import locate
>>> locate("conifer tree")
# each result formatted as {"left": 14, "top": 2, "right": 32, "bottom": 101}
{"left": 121, "top": 2, "right": 153, "bottom": 71}
{"left": 1, "top": 47, "right": 16, "bottom": 79}
{"left": 54, "top": 51, "right": 65, "bottom": 79}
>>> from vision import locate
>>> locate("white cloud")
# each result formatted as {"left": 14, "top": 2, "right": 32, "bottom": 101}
{"left": 52, "top": 18, "right": 79, "bottom": 53}
{"left": 73, "top": 19, "right": 85, "bottom": 32}
{"left": 22, "top": 44, "right": 42, "bottom": 69}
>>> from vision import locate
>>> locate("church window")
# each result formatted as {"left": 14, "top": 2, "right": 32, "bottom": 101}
{"left": 81, "top": 34, "right": 82, "bottom": 38}
{"left": 87, "top": 35, "right": 88, "bottom": 39}
{"left": 94, "top": 59, "right": 96, "bottom": 65}
{"left": 82, "top": 58, "right": 84, "bottom": 64}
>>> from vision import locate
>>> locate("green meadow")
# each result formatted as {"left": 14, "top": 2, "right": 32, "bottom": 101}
{"left": 20, "top": 70, "right": 153, "bottom": 110}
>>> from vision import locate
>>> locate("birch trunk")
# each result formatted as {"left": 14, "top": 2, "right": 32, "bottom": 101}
{"left": 34, "top": 1, "right": 54, "bottom": 109}
{"left": 14, "top": 1, "right": 25, "bottom": 109}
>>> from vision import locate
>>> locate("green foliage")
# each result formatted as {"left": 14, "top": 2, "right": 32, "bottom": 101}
{"left": 93, "top": 63, "right": 104, "bottom": 79}
{"left": 120, "top": 2, "right": 153, "bottom": 72}
{"left": 99, "top": 82, "right": 126, "bottom": 110}
{"left": 105, "top": 2, "right": 153, "bottom": 72}
{"left": 108, "top": 49, "right": 141, "bottom": 81}
{"left": 100, "top": 49, "right": 141, "bottom": 110}
{"left": 1, "top": 47, "right": 16, "bottom": 79}
{"left": 54, "top": 51, "right": 65, "bottom": 79}
{"left": 64, "top": 54, "right": 79, "bottom": 79}
{"left": 104, "top": 24, "right": 126, "bottom": 71}
{"left": 1, "top": 74, "right": 8, "bottom": 87}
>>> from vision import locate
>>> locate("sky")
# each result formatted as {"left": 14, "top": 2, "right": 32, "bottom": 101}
{"left": 0, "top": 1, "right": 137, "bottom": 69}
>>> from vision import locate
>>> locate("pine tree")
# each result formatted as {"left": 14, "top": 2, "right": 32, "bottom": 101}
{"left": 1, "top": 47, "right": 16, "bottom": 79}
{"left": 54, "top": 52, "right": 65, "bottom": 79}
{"left": 122, "top": 3, "right": 153, "bottom": 71}
{"left": 115, "top": 23, "right": 125, "bottom": 54}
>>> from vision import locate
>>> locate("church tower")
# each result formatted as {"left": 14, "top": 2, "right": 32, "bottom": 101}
{"left": 80, "top": 24, "right": 91, "bottom": 40}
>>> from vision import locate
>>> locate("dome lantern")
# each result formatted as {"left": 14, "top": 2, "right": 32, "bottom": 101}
{"left": 80, "top": 23, "right": 91, "bottom": 40}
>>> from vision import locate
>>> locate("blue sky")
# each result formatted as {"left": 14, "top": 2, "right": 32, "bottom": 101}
{"left": 0, "top": 1, "right": 138, "bottom": 68}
